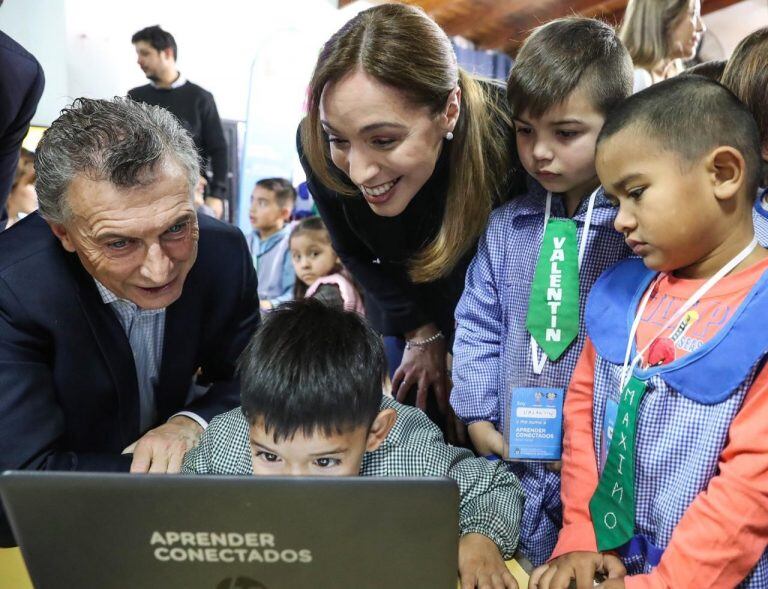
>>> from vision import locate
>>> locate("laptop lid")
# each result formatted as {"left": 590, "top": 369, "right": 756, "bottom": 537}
{"left": 0, "top": 471, "right": 459, "bottom": 589}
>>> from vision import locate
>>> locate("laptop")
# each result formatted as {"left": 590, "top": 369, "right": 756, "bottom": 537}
{"left": 0, "top": 471, "right": 459, "bottom": 589}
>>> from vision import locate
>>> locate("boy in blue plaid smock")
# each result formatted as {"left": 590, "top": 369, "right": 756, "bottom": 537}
{"left": 532, "top": 77, "right": 768, "bottom": 589}
{"left": 183, "top": 299, "right": 525, "bottom": 589}
{"left": 451, "top": 18, "right": 634, "bottom": 566}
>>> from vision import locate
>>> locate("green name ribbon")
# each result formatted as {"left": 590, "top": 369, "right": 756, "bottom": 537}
{"left": 526, "top": 219, "right": 580, "bottom": 361}
{"left": 589, "top": 375, "right": 648, "bottom": 551}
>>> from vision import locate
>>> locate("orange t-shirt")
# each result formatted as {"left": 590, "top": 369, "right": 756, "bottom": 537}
{"left": 552, "top": 257, "right": 768, "bottom": 588}
{"left": 636, "top": 257, "right": 768, "bottom": 367}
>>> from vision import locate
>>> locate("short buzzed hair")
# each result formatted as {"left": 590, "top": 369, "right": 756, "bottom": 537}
{"left": 255, "top": 178, "right": 296, "bottom": 209}
{"left": 507, "top": 17, "right": 633, "bottom": 119}
{"left": 597, "top": 76, "right": 762, "bottom": 197}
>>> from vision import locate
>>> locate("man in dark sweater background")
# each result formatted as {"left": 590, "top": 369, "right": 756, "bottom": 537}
{"left": 129, "top": 25, "right": 228, "bottom": 219}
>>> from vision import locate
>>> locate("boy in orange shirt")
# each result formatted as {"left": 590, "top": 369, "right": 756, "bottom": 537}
{"left": 531, "top": 76, "right": 768, "bottom": 588}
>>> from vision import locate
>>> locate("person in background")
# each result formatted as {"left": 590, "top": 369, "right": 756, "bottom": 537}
{"left": 619, "top": 0, "right": 706, "bottom": 92}
{"left": 183, "top": 299, "right": 524, "bottom": 589}
{"left": 0, "top": 25, "right": 44, "bottom": 231}
{"left": 721, "top": 27, "right": 768, "bottom": 246}
{"left": 451, "top": 18, "right": 633, "bottom": 567}
{"left": 298, "top": 3, "right": 524, "bottom": 438}
{"left": 129, "top": 25, "right": 228, "bottom": 219}
{"left": 0, "top": 97, "right": 260, "bottom": 547}
{"left": 289, "top": 216, "right": 364, "bottom": 314}
{"left": 532, "top": 76, "right": 768, "bottom": 589}
{"left": 247, "top": 177, "right": 296, "bottom": 311}
{"left": 6, "top": 148, "right": 37, "bottom": 227}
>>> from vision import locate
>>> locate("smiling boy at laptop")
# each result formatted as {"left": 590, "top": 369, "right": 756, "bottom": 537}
{"left": 183, "top": 299, "right": 524, "bottom": 588}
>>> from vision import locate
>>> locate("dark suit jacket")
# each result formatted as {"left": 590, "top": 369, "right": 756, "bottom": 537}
{"left": 0, "top": 213, "right": 259, "bottom": 545}
{"left": 0, "top": 31, "right": 44, "bottom": 227}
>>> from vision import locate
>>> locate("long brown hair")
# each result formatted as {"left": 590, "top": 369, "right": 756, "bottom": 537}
{"left": 619, "top": 0, "right": 691, "bottom": 70}
{"left": 300, "top": 3, "right": 512, "bottom": 283}
{"left": 722, "top": 28, "right": 768, "bottom": 154}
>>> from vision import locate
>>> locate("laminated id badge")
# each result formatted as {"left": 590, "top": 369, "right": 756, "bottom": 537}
{"left": 503, "top": 387, "right": 564, "bottom": 461}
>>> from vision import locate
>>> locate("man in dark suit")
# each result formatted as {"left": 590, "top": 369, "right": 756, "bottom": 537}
{"left": 0, "top": 29, "right": 45, "bottom": 230}
{"left": 0, "top": 97, "right": 259, "bottom": 546}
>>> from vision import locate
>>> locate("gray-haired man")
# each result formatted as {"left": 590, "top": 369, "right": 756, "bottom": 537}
{"left": 0, "top": 97, "right": 259, "bottom": 546}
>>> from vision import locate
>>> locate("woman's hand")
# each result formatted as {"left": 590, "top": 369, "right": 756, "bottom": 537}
{"left": 393, "top": 323, "right": 449, "bottom": 414}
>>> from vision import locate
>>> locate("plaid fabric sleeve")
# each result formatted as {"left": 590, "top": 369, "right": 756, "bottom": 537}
{"left": 451, "top": 212, "right": 505, "bottom": 425}
{"left": 409, "top": 408, "right": 523, "bottom": 559}
{"left": 181, "top": 408, "right": 251, "bottom": 475}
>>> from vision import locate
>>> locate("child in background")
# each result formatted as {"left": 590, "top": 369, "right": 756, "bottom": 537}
{"left": 451, "top": 17, "right": 633, "bottom": 567}
{"left": 247, "top": 178, "right": 296, "bottom": 310}
{"left": 289, "top": 216, "right": 364, "bottom": 314}
{"left": 532, "top": 76, "right": 768, "bottom": 589}
{"left": 183, "top": 299, "right": 524, "bottom": 588}
{"left": 720, "top": 27, "right": 768, "bottom": 246}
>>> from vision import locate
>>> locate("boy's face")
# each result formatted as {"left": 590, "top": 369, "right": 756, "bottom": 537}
{"left": 597, "top": 128, "right": 721, "bottom": 275}
{"left": 513, "top": 86, "right": 605, "bottom": 203}
{"left": 248, "top": 410, "right": 396, "bottom": 477}
{"left": 250, "top": 186, "right": 290, "bottom": 235}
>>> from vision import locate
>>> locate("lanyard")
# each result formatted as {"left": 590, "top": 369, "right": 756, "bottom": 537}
{"left": 530, "top": 188, "right": 599, "bottom": 375}
{"left": 619, "top": 237, "right": 758, "bottom": 389}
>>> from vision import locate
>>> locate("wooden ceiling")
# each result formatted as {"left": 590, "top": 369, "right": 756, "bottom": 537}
{"left": 338, "top": 0, "right": 743, "bottom": 55}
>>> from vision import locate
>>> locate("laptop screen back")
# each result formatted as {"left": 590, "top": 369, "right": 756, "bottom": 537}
{"left": 0, "top": 471, "right": 459, "bottom": 589}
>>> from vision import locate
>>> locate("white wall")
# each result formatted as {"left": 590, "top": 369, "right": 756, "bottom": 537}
{"left": 0, "top": 0, "right": 345, "bottom": 125}
{"left": 703, "top": 0, "right": 768, "bottom": 58}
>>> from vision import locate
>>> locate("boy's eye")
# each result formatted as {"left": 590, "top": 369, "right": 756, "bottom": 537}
{"left": 314, "top": 457, "right": 340, "bottom": 468}
{"left": 556, "top": 130, "right": 579, "bottom": 139}
{"left": 628, "top": 187, "right": 646, "bottom": 200}
{"left": 254, "top": 451, "right": 280, "bottom": 463}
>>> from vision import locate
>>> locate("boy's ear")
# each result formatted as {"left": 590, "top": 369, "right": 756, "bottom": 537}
{"left": 281, "top": 205, "right": 293, "bottom": 221}
{"left": 707, "top": 146, "right": 746, "bottom": 202}
{"left": 364, "top": 408, "right": 397, "bottom": 453}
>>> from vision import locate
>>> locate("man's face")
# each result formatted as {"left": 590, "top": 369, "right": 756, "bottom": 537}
{"left": 50, "top": 161, "right": 199, "bottom": 309}
{"left": 134, "top": 40, "right": 173, "bottom": 82}
{"left": 513, "top": 86, "right": 606, "bottom": 203}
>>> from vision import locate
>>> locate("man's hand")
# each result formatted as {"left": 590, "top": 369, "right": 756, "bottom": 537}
{"left": 126, "top": 416, "right": 204, "bottom": 474}
{"left": 529, "top": 552, "right": 625, "bottom": 589}
{"left": 458, "top": 533, "right": 517, "bottom": 589}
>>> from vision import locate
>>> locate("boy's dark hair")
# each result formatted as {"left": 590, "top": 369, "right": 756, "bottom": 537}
{"left": 597, "top": 76, "right": 762, "bottom": 197}
{"left": 132, "top": 25, "right": 177, "bottom": 60}
{"left": 255, "top": 177, "right": 296, "bottom": 208}
{"left": 238, "top": 298, "right": 385, "bottom": 441}
{"left": 680, "top": 60, "right": 726, "bottom": 82}
{"left": 507, "top": 17, "right": 633, "bottom": 119}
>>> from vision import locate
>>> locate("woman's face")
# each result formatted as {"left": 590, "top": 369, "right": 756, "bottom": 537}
{"left": 668, "top": 0, "right": 705, "bottom": 61}
{"left": 319, "top": 70, "right": 458, "bottom": 217}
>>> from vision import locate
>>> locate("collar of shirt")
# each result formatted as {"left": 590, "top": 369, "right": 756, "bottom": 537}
{"left": 512, "top": 178, "right": 616, "bottom": 226}
{"left": 150, "top": 72, "right": 187, "bottom": 90}
{"left": 251, "top": 224, "right": 292, "bottom": 255}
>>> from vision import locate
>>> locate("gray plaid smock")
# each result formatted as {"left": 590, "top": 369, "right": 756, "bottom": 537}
{"left": 451, "top": 181, "right": 632, "bottom": 565}
{"left": 182, "top": 396, "right": 524, "bottom": 559}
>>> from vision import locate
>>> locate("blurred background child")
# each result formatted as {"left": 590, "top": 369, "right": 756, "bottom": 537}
{"left": 289, "top": 216, "right": 364, "bottom": 314}
{"left": 247, "top": 177, "right": 296, "bottom": 311}
{"left": 721, "top": 27, "right": 768, "bottom": 245}
{"left": 6, "top": 148, "right": 37, "bottom": 227}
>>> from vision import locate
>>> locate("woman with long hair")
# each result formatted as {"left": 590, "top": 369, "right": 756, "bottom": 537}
{"left": 620, "top": 0, "right": 706, "bottom": 92}
{"left": 298, "top": 3, "right": 523, "bottom": 435}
